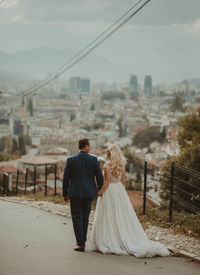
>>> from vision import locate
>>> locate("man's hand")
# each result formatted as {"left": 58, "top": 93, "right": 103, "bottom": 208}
{"left": 97, "top": 190, "right": 102, "bottom": 197}
{"left": 64, "top": 197, "right": 69, "bottom": 203}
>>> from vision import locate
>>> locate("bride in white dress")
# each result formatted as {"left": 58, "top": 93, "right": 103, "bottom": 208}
{"left": 89, "top": 144, "right": 170, "bottom": 258}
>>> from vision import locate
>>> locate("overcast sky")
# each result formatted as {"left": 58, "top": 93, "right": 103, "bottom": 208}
{"left": 0, "top": 0, "right": 200, "bottom": 83}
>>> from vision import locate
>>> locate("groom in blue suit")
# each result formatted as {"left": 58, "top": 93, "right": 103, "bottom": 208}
{"left": 63, "top": 139, "right": 103, "bottom": 252}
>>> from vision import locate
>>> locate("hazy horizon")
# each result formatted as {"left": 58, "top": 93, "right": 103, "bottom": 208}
{"left": 0, "top": 0, "right": 200, "bottom": 84}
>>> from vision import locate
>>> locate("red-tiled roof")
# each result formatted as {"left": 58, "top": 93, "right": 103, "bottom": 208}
{"left": 22, "top": 156, "right": 58, "bottom": 166}
{"left": 148, "top": 158, "right": 158, "bottom": 166}
{"left": 0, "top": 166, "right": 18, "bottom": 174}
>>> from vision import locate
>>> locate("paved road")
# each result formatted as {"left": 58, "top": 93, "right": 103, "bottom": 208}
{"left": 0, "top": 200, "right": 199, "bottom": 275}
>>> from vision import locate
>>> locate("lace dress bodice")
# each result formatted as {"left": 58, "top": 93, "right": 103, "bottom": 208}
{"left": 103, "top": 162, "right": 122, "bottom": 183}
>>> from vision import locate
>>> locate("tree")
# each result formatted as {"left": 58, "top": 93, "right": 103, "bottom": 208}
{"left": 123, "top": 149, "right": 143, "bottom": 172}
{"left": 5, "top": 135, "right": 13, "bottom": 155}
{"left": 133, "top": 126, "right": 163, "bottom": 148}
{"left": 123, "top": 149, "right": 143, "bottom": 190}
{"left": 117, "top": 117, "right": 123, "bottom": 137}
{"left": 59, "top": 93, "right": 67, "bottom": 99}
{"left": 160, "top": 108, "right": 200, "bottom": 213}
{"left": 70, "top": 113, "right": 76, "bottom": 121}
{"left": 0, "top": 152, "right": 9, "bottom": 161}
{"left": 11, "top": 137, "right": 18, "bottom": 154}
{"left": 23, "top": 135, "right": 32, "bottom": 146}
{"left": 0, "top": 136, "right": 7, "bottom": 152}
{"left": 177, "top": 109, "right": 200, "bottom": 151}
{"left": 101, "top": 92, "right": 125, "bottom": 101}
{"left": 18, "top": 134, "right": 26, "bottom": 155}
{"left": 159, "top": 90, "right": 167, "bottom": 97}
{"left": 0, "top": 136, "right": 20, "bottom": 160}
{"left": 90, "top": 104, "right": 95, "bottom": 111}
{"left": 10, "top": 150, "right": 21, "bottom": 160}
{"left": 27, "top": 97, "right": 34, "bottom": 116}
{"left": 0, "top": 134, "right": 30, "bottom": 160}
{"left": 170, "top": 95, "right": 185, "bottom": 112}
{"left": 159, "top": 126, "right": 166, "bottom": 143}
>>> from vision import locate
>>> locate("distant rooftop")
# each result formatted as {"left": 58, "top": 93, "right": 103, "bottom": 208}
{"left": 21, "top": 156, "right": 58, "bottom": 166}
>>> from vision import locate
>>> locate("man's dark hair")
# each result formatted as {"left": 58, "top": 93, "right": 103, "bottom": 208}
{"left": 79, "top": 139, "right": 90, "bottom": 150}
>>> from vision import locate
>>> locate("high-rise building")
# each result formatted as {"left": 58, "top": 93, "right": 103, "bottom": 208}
{"left": 69, "top": 77, "right": 81, "bottom": 93}
{"left": 129, "top": 75, "right": 138, "bottom": 96}
{"left": 69, "top": 77, "right": 90, "bottom": 93}
{"left": 80, "top": 78, "right": 90, "bottom": 94}
{"left": 144, "top": 75, "right": 152, "bottom": 95}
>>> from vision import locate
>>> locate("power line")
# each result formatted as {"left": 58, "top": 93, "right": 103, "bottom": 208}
{"left": 45, "top": 0, "right": 145, "bottom": 77}
{"left": 150, "top": 194, "right": 199, "bottom": 213}
{"left": 147, "top": 163, "right": 159, "bottom": 170}
{"left": 175, "top": 166, "right": 200, "bottom": 179}
{"left": 173, "top": 185, "right": 195, "bottom": 196}
{"left": 6, "top": 0, "right": 151, "bottom": 101}
{"left": 160, "top": 171, "right": 171, "bottom": 179}
{"left": 174, "top": 195, "right": 200, "bottom": 211}
{"left": 174, "top": 163, "right": 200, "bottom": 178}
{"left": 159, "top": 172, "right": 200, "bottom": 193}
{"left": 173, "top": 197, "right": 200, "bottom": 213}
{"left": 14, "top": 0, "right": 144, "bottom": 97}
{"left": 132, "top": 165, "right": 144, "bottom": 174}
{"left": 21, "top": 0, "right": 151, "bottom": 97}
{"left": 2, "top": 0, "right": 140, "bottom": 100}
{"left": 158, "top": 201, "right": 169, "bottom": 210}
{"left": 159, "top": 202, "right": 168, "bottom": 210}
{"left": 173, "top": 199, "right": 196, "bottom": 213}
{"left": 174, "top": 176, "right": 200, "bottom": 191}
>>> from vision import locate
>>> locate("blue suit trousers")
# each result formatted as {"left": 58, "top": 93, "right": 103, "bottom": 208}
{"left": 70, "top": 198, "right": 93, "bottom": 246}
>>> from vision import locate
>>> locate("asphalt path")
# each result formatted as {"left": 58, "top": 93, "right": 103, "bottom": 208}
{"left": 0, "top": 200, "right": 199, "bottom": 275}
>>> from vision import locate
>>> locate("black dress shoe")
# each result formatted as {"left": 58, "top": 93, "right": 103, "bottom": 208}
{"left": 73, "top": 245, "right": 85, "bottom": 252}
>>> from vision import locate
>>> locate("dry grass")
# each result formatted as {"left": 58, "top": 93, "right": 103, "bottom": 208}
{"left": 135, "top": 206, "right": 200, "bottom": 239}
{"left": 18, "top": 193, "right": 66, "bottom": 205}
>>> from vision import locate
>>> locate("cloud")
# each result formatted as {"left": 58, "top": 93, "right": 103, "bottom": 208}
{"left": 10, "top": 15, "right": 22, "bottom": 22}
{"left": 2, "top": 0, "right": 200, "bottom": 25}
{"left": 61, "top": 20, "right": 110, "bottom": 36}
{"left": 189, "top": 18, "right": 200, "bottom": 34}
{"left": 0, "top": 0, "right": 200, "bottom": 83}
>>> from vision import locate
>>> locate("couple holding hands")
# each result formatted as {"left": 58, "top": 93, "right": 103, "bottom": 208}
{"left": 63, "top": 139, "right": 169, "bottom": 257}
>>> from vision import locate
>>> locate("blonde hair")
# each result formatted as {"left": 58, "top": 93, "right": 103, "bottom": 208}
{"left": 107, "top": 144, "right": 126, "bottom": 177}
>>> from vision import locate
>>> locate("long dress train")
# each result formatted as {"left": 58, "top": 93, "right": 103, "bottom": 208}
{"left": 89, "top": 163, "right": 170, "bottom": 258}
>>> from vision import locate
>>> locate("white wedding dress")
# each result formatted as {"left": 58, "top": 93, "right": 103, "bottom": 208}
{"left": 89, "top": 163, "right": 170, "bottom": 257}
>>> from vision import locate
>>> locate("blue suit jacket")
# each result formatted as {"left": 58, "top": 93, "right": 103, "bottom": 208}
{"left": 62, "top": 151, "right": 103, "bottom": 199}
